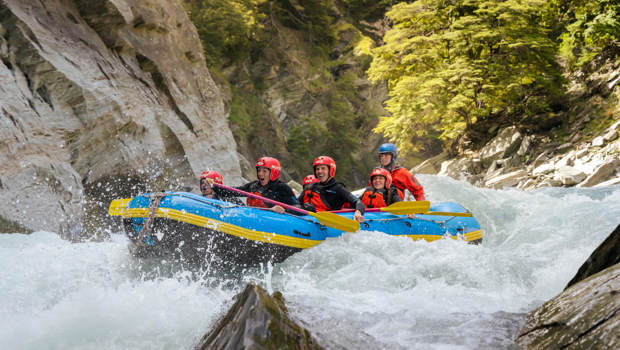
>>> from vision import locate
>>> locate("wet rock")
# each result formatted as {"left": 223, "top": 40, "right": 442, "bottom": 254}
{"left": 554, "top": 166, "right": 587, "bottom": 185}
{"left": 517, "top": 178, "right": 537, "bottom": 190}
{"left": 196, "top": 283, "right": 324, "bottom": 350}
{"left": 594, "top": 177, "right": 620, "bottom": 187}
{"left": 603, "top": 129, "right": 618, "bottom": 142}
{"left": 532, "top": 151, "right": 551, "bottom": 167}
{"left": 566, "top": 224, "right": 620, "bottom": 289}
{"left": 438, "top": 157, "right": 475, "bottom": 180}
{"left": 555, "top": 151, "right": 575, "bottom": 169}
{"left": 555, "top": 143, "right": 574, "bottom": 153}
{"left": 412, "top": 151, "right": 449, "bottom": 175}
{"left": 484, "top": 169, "right": 527, "bottom": 189}
{"left": 479, "top": 126, "right": 523, "bottom": 168}
{"left": 577, "top": 159, "right": 620, "bottom": 187}
{"left": 515, "top": 262, "right": 620, "bottom": 349}
{"left": 517, "top": 135, "right": 534, "bottom": 156}
{"left": 532, "top": 162, "right": 555, "bottom": 176}
{"left": 592, "top": 136, "right": 606, "bottom": 147}
{"left": 537, "top": 177, "right": 562, "bottom": 188}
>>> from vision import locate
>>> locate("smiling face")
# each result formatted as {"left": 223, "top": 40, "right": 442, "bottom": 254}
{"left": 256, "top": 167, "right": 270, "bottom": 186}
{"left": 314, "top": 164, "right": 330, "bottom": 183}
{"left": 379, "top": 153, "right": 392, "bottom": 167}
{"left": 372, "top": 175, "right": 386, "bottom": 189}
{"left": 200, "top": 179, "right": 213, "bottom": 196}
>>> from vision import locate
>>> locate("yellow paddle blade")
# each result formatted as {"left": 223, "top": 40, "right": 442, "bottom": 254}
{"left": 108, "top": 198, "right": 132, "bottom": 216}
{"left": 380, "top": 200, "right": 431, "bottom": 215}
{"left": 421, "top": 211, "right": 473, "bottom": 217}
{"left": 310, "top": 211, "right": 360, "bottom": 232}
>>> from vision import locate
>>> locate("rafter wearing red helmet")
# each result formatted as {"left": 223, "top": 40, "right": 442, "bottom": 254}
{"left": 359, "top": 168, "right": 403, "bottom": 208}
{"left": 378, "top": 143, "right": 426, "bottom": 201}
{"left": 199, "top": 170, "right": 243, "bottom": 204}
{"left": 235, "top": 156, "right": 298, "bottom": 214}
{"left": 300, "top": 156, "right": 365, "bottom": 223}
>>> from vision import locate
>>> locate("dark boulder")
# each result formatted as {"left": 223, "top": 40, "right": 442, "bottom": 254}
{"left": 515, "top": 262, "right": 620, "bottom": 349}
{"left": 196, "top": 283, "right": 324, "bottom": 350}
{"left": 565, "top": 224, "right": 620, "bottom": 289}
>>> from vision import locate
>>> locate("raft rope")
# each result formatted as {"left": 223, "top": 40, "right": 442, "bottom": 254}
{"left": 136, "top": 192, "right": 167, "bottom": 247}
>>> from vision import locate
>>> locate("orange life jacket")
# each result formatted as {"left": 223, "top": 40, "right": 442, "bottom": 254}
{"left": 247, "top": 192, "right": 268, "bottom": 208}
{"left": 302, "top": 189, "right": 331, "bottom": 212}
{"left": 360, "top": 187, "right": 388, "bottom": 208}
{"left": 360, "top": 187, "right": 404, "bottom": 207}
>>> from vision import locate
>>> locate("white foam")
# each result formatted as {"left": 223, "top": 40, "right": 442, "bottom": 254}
{"left": 1, "top": 179, "right": 619, "bottom": 349}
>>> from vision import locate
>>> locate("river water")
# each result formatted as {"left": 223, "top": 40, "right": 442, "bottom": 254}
{"left": 1, "top": 175, "right": 619, "bottom": 349}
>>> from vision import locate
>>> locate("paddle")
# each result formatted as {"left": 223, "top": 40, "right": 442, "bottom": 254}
{"left": 331, "top": 200, "right": 472, "bottom": 217}
{"left": 213, "top": 183, "right": 360, "bottom": 232}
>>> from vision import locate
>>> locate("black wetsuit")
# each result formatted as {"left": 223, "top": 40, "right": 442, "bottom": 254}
{"left": 301, "top": 178, "right": 365, "bottom": 213}
{"left": 236, "top": 179, "right": 299, "bottom": 208}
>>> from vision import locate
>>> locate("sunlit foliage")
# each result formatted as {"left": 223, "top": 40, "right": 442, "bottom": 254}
{"left": 368, "top": 0, "right": 565, "bottom": 151}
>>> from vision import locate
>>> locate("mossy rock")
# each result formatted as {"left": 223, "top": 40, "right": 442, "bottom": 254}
{"left": 197, "top": 283, "right": 324, "bottom": 349}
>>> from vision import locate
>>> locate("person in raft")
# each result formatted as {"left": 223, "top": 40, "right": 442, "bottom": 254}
{"left": 200, "top": 170, "right": 243, "bottom": 205}
{"left": 359, "top": 167, "right": 403, "bottom": 208}
{"left": 297, "top": 174, "right": 319, "bottom": 203}
{"left": 300, "top": 156, "right": 365, "bottom": 223}
{"left": 378, "top": 143, "right": 426, "bottom": 201}
{"left": 236, "top": 156, "right": 298, "bottom": 214}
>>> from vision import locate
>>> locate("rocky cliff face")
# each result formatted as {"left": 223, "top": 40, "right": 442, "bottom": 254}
{"left": 0, "top": 0, "right": 241, "bottom": 236}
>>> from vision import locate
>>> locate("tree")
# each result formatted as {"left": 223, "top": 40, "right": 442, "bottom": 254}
{"left": 554, "top": 0, "right": 619, "bottom": 67}
{"left": 368, "top": 0, "right": 565, "bottom": 152}
{"left": 183, "top": 0, "right": 266, "bottom": 66}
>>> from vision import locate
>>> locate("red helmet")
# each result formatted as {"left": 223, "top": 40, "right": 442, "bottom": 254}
{"left": 313, "top": 156, "right": 336, "bottom": 178}
{"left": 256, "top": 156, "right": 281, "bottom": 181}
{"left": 302, "top": 174, "right": 319, "bottom": 186}
{"left": 200, "top": 170, "right": 223, "bottom": 184}
{"left": 369, "top": 167, "right": 392, "bottom": 188}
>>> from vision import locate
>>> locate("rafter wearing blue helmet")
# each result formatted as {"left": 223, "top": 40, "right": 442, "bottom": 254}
{"left": 378, "top": 143, "right": 426, "bottom": 201}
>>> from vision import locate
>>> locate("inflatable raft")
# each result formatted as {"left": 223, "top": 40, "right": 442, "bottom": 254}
{"left": 113, "top": 192, "right": 482, "bottom": 267}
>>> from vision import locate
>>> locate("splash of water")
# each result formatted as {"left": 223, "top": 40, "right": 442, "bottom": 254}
{"left": 1, "top": 176, "right": 618, "bottom": 349}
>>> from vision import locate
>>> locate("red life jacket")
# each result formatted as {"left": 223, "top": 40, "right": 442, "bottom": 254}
{"left": 246, "top": 192, "right": 268, "bottom": 208}
{"left": 302, "top": 189, "right": 331, "bottom": 212}
{"left": 360, "top": 187, "right": 388, "bottom": 208}
{"left": 360, "top": 187, "right": 404, "bottom": 207}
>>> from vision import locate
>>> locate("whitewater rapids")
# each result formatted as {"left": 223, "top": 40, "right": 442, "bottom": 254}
{"left": 1, "top": 175, "right": 618, "bottom": 349}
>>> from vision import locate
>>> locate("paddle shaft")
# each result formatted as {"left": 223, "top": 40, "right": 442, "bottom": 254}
{"left": 213, "top": 183, "right": 309, "bottom": 215}
{"left": 331, "top": 208, "right": 381, "bottom": 213}
{"left": 331, "top": 208, "right": 472, "bottom": 217}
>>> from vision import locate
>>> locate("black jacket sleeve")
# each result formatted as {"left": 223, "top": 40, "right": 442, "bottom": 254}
{"left": 389, "top": 186, "right": 402, "bottom": 204}
{"left": 274, "top": 183, "right": 299, "bottom": 206}
{"left": 334, "top": 183, "right": 365, "bottom": 214}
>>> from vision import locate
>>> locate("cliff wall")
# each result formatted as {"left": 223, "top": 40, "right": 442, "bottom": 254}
{"left": 0, "top": 0, "right": 241, "bottom": 236}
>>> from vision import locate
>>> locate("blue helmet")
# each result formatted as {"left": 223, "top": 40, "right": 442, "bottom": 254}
{"left": 378, "top": 143, "right": 398, "bottom": 161}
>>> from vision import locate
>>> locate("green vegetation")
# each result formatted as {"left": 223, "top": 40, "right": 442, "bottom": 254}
{"left": 553, "top": 0, "right": 619, "bottom": 68}
{"left": 183, "top": 0, "right": 618, "bottom": 180}
{"left": 368, "top": 0, "right": 565, "bottom": 152}
{"left": 287, "top": 70, "right": 376, "bottom": 181}
{"left": 183, "top": 0, "right": 267, "bottom": 66}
